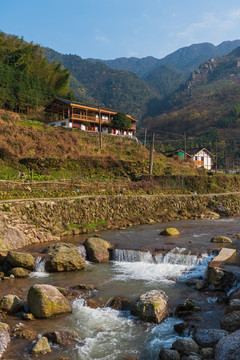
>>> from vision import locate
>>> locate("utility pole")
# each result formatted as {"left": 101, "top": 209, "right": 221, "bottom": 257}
{"left": 184, "top": 131, "right": 187, "bottom": 158}
{"left": 215, "top": 138, "right": 218, "bottom": 172}
{"left": 149, "top": 133, "right": 155, "bottom": 175}
{"left": 99, "top": 105, "right": 102, "bottom": 149}
{"left": 144, "top": 129, "right": 147, "bottom": 147}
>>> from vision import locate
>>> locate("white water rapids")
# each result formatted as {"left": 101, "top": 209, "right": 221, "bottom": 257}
{"left": 65, "top": 247, "right": 212, "bottom": 360}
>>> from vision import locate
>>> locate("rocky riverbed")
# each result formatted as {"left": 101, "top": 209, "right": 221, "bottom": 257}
{"left": 0, "top": 218, "right": 240, "bottom": 359}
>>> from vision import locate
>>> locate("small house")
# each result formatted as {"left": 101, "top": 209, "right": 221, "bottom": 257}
{"left": 165, "top": 147, "right": 214, "bottom": 170}
{"left": 44, "top": 98, "right": 137, "bottom": 137}
{"left": 188, "top": 148, "right": 214, "bottom": 170}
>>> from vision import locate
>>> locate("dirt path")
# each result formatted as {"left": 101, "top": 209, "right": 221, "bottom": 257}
{"left": 1, "top": 192, "right": 240, "bottom": 203}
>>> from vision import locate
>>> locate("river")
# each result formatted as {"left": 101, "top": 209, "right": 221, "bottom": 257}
{"left": 3, "top": 217, "right": 240, "bottom": 359}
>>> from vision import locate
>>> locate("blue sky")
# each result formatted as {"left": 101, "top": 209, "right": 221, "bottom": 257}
{"left": 1, "top": 0, "right": 240, "bottom": 60}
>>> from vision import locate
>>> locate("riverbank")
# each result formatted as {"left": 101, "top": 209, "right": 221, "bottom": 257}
{"left": 1, "top": 193, "right": 240, "bottom": 251}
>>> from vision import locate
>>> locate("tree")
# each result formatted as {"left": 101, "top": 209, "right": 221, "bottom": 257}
{"left": 111, "top": 112, "right": 131, "bottom": 129}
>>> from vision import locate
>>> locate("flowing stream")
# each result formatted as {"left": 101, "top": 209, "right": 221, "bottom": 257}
{"left": 3, "top": 217, "right": 240, "bottom": 360}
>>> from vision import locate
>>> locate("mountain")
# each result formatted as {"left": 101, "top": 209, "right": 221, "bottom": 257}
{"left": 87, "top": 56, "right": 160, "bottom": 78}
{"left": 144, "top": 63, "right": 186, "bottom": 98}
{"left": 44, "top": 48, "right": 160, "bottom": 120}
{"left": 157, "top": 40, "right": 240, "bottom": 75}
{"left": 87, "top": 40, "right": 240, "bottom": 79}
{"left": 145, "top": 46, "right": 240, "bottom": 166}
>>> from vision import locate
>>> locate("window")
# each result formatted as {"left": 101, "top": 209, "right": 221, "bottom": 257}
{"left": 61, "top": 122, "right": 66, "bottom": 126}
{"left": 201, "top": 157, "right": 204, "bottom": 161}
{"left": 195, "top": 156, "right": 197, "bottom": 160}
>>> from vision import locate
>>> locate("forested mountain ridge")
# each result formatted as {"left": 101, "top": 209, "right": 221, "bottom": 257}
{"left": 87, "top": 40, "right": 240, "bottom": 78}
{"left": 145, "top": 46, "right": 240, "bottom": 166}
{"left": 44, "top": 48, "right": 161, "bottom": 120}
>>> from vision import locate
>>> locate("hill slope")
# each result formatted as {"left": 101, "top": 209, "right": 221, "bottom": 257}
{"left": 44, "top": 48, "right": 160, "bottom": 120}
{"left": 146, "top": 47, "right": 240, "bottom": 166}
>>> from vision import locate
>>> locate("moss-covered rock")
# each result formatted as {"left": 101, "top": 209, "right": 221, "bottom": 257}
{"left": 131, "top": 290, "right": 168, "bottom": 323}
{"left": 0, "top": 294, "right": 24, "bottom": 314}
{"left": 7, "top": 251, "right": 35, "bottom": 269}
{"left": 160, "top": 228, "right": 180, "bottom": 236}
{"left": 31, "top": 336, "right": 51, "bottom": 356}
{"left": 84, "top": 236, "right": 113, "bottom": 262}
{"left": 9, "top": 267, "right": 30, "bottom": 278}
{"left": 28, "top": 284, "right": 72, "bottom": 318}
{"left": 210, "top": 236, "right": 232, "bottom": 243}
{"left": 42, "top": 243, "right": 86, "bottom": 272}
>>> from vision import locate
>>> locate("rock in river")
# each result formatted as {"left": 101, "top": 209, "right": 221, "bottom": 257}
{"left": 131, "top": 290, "right": 168, "bottom": 323}
{"left": 84, "top": 236, "right": 113, "bottom": 263}
{"left": 31, "top": 336, "right": 51, "bottom": 356}
{"left": 0, "top": 322, "right": 10, "bottom": 359}
{"left": 0, "top": 294, "right": 24, "bottom": 314}
{"left": 160, "top": 228, "right": 180, "bottom": 236}
{"left": 9, "top": 267, "right": 30, "bottom": 278}
{"left": 221, "top": 310, "right": 240, "bottom": 332}
{"left": 193, "top": 328, "right": 228, "bottom": 347}
{"left": 210, "top": 236, "right": 232, "bottom": 243}
{"left": 215, "top": 330, "right": 240, "bottom": 360}
{"left": 7, "top": 251, "right": 35, "bottom": 269}
{"left": 42, "top": 243, "right": 86, "bottom": 272}
{"left": 28, "top": 284, "right": 72, "bottom": 318}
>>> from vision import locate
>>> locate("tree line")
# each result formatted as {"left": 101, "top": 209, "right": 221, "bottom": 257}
{"left": 0, "top": 32, "right": 72, "bottom": 113}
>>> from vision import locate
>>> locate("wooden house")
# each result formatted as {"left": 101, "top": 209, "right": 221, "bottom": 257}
{"left": 165, "top": 147, "right": 214, "bottom": 170}
{"left": 45, "top": 98, "right": 137, "bottom": 137}
{"left": 188, "top": 148, "right": 214, "bottom": 170}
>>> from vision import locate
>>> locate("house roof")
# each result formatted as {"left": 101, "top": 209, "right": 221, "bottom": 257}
{"left": 187, "top": 148, "right": 214, "bottom": 157}
{"left": 45, "top": 98, "right": 137, "bottom": 122}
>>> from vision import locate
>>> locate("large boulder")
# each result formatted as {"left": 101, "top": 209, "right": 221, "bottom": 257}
{"left": 225, "top": 299, "right": 240, "bottom": 314}
{"left": 172, "top": 338, "right": 199, "bottom": 356}
{"left": 160, "top": 228, "right": 180, "bottom": 236}
{"left": 9, "top": 267, "right": 30, "bottom": 278}
{"left": 228, "top": 286, "right": 240, "bottom": 301}
{"left": 193, "top": 328, "right": 228, "bottom": 347}
{"left": 206, "top": 266, "right": 234, "bottom": 290}
{"left": 28, "top": 284, "right": 72, "bottom": 318}
{"left": 7, "top": 251, "right": 35, "bottom": 269}
{"left": 42, "top": 243, "right": 86, "bottom": 272}
{"left": 84, "top": 236, "right": 113, "bottom": 263}
{"left": 131, "top": 290, "right": 168, "bottom": 323}
{"left": 210, "top": 236, "right": 232, "bottom": 243}
{"left": 221, "top": 311, "right": 240, "bottom": 332}
{"left": 31, "top": 337, "right": 51, "bottom": 356}
{"left": 0, "top": 322, "right": 10, "bottom": 359}
{"left": 0, "top": 294, "right": 24, "bottom": 314}
{"left": 215, "top": 330, "right": 240, "bottom": 360}
{"left": 159, "top": 348, "right": 180, "bottom": 360}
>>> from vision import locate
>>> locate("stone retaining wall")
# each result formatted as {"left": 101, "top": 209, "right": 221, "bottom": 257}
{"left": 1, "top": 194, "right": 240, "bottom": 251}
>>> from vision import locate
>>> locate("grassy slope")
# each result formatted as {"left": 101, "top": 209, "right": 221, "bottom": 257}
{"left": 0, "top": 110, "right": 197, "bottom": 182}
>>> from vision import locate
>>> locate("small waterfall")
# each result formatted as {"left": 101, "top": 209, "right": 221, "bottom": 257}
{"left": 111, "top": 247, "right": 210, "bottom": 283}
{"left": 30, "top": 257, "right": 48, "bottom": 278}
{"left": 78, "top": 244, "right": 87, "bottom": 259}
{"left": 111, "top": 247, "right": 201, "bottom": 266}
{"left": 111, "top": 249, "right": 153, "bottom": 263}
{"left": 161, "top": 247, "right": 200, "bottom": 266}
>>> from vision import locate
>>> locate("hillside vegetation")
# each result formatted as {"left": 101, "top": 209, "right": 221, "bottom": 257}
{"left": 0, "top": 32, "right": 71, "bottom": 113}
{"left": 145, "top": 47, "right": 240, "bottom": 167}
{"left": 44, "top": 48, "right": 160, "bottom": 120}
{"left": 0, "top": 110, "right": 198, "bottom": 183}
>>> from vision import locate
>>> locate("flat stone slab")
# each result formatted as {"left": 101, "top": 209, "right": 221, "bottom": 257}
{"left": 209, "top": 248, "right": 236, "bottom": 268}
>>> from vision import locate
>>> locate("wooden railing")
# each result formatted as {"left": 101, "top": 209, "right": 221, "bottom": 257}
{"left": 72, "top": 114, "right": 109, "bottom": 123}
{"left": 71, "top": 114, "right": 136, "bottom": 131}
